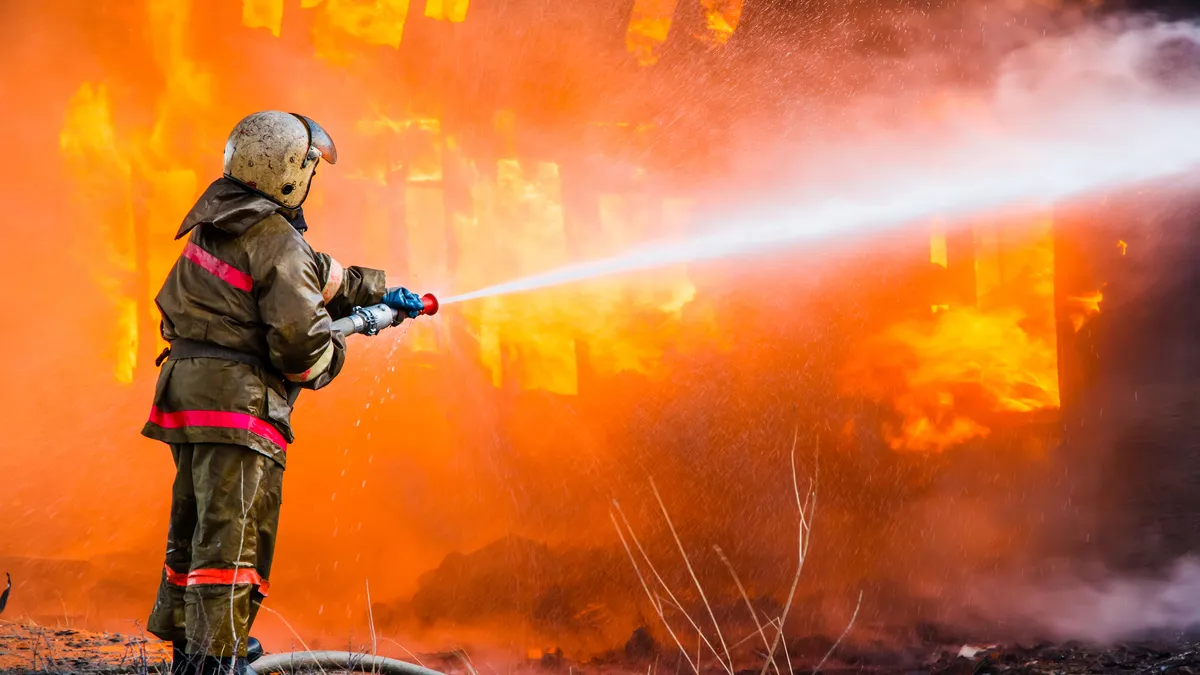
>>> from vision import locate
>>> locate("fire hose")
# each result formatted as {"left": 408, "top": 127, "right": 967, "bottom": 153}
{"left": 331, "top": 293, "right": 439, "bottom": 336}
{"left": 251, "top": 651, "right": 448, "bottom": 675}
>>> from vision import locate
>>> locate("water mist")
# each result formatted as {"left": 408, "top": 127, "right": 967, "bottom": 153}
{"left": 441, "top": 19, "right": 1200, "bottom": 307}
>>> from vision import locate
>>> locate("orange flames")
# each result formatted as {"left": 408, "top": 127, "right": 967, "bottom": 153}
{"left": 59, "top": 84, "right": 139, "bottom": 384}
{"left": 626, "top": 0, "right": 744, "bottom": 65}
{"left": 841, "top": 213, "right": 1066, "bottom": 452}
{"left": 1066, "top": 288, "right": 1104, "bottom": 332}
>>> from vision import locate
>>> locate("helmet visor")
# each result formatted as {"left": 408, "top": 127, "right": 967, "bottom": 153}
{"left": 291, "top": 113, "right": 338, "bottom": 165}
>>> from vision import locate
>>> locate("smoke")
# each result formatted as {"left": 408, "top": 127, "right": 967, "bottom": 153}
{"left": 964, "top": 557, "right": 1200, "bottom": 644}
{"left": 445, "top": 15, "right": 1200, "bottom": 304}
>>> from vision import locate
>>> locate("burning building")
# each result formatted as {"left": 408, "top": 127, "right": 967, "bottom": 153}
{"left": 4, "top": 0, "right": 1200, "bottom": 664}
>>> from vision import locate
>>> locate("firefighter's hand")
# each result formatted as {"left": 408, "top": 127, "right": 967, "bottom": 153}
{"left": 382, "top": 287, "right": 424, "bottom": 319}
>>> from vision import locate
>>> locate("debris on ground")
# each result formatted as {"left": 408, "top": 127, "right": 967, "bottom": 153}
{"left": 833, "top": 638, "right": 1200, "bottom": 674}
{"left": 5, "top": 619, "right": 1200, "bottom": 675}
{"left": 0, "top": 620, "right": 169, "bottom": 674}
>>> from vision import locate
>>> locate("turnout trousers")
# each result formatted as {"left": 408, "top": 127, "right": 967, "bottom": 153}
{"left": 147, "top": 443, "right": 283, "bottom": 658}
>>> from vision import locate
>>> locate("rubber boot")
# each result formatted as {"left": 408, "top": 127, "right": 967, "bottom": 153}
{"left": 171, "top": 642, "right": 199, "bottom": 675}
{"left": 247, "top": 637, "right": 264, "bottom": 663}
{"left": 199, "top": 656, "right": 254, "bottom": 675}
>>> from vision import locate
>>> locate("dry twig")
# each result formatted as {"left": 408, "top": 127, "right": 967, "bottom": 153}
{"left": 758, "top": 431, "right": 817, "bottom": 675}
{"left": 650, "top": 478, "right": 734, "bottom": 672}
{"left": 612, "top": 501, "right": 729, "bottom": 673}
{"left": 257, "top": 605, "right": 329, "bottom": 675}
{"left": 379, "top": 637, "right": 428, "bottom": 668}
{"left": 811, "top": 591, "right": 863, "bottom": 675}
{"left": 367, "top": 579, "right": 379, "bottom": 673}
{"left": 610, "top": 509, "right": 699, "bottom": 674}
{"left": 612, "top": 424, "right": 864, "bottom": 675}
{"left": 713, "top": 545, "right": 778, "bottom": 675}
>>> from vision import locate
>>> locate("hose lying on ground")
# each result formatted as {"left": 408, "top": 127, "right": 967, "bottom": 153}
{"left": 251, "top": 651, "right": 449, "bottom": 675}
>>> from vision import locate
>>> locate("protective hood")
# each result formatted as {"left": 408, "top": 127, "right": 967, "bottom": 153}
{"left": 176, "top": 177, "right": 281, "bottom": 240}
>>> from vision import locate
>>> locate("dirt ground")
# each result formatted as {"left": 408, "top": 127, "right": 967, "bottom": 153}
{"left": 0, "top": 621, "right": 170, "bottom": 674}
{"left": 5, "top": 619, "right": 1200, "bottom": 674}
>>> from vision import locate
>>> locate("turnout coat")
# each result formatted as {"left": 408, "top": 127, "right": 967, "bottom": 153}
{"left": 141, "top": 177, "right": 386, "bottom": 467}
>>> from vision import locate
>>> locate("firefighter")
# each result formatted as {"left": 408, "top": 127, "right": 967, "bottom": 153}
{"left": 142, "top": 111, "right": 424, "bottom": 675}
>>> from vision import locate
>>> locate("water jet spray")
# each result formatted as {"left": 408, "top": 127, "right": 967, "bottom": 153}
{"left": 439, "top": 118, "right": 1200, "bottom": 307}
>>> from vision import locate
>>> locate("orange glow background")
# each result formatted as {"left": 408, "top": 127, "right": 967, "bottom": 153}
{"left": 0, "top": 0, "right": 1110, "bottom": 662}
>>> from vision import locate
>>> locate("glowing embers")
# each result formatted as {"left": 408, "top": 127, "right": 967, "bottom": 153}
{"left": 843, "top": 214, "right": 1060, "bottom": 452}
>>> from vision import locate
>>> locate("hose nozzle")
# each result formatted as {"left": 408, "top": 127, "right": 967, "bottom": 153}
{"left": 419, "top": 293, "right": 439, "bottom": 316}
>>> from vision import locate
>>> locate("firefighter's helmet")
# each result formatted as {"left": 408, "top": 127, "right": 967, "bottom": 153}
{"left": 222, "top": 111, "right": 337, "bottom": 209}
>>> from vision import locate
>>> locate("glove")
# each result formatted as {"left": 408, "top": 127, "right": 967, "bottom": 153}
{"left": 382, "top": 286, "right": 424, "bottom": 319}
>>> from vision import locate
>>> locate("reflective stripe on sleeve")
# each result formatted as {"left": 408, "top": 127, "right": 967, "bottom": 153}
{"left": 284, "top": 341, "right": 334, "bottom": 383}
{"left": 322, "top": 257, "right": 344, "bottom": 304}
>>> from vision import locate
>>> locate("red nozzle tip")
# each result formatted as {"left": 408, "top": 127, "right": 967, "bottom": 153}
{"left": 420, "top": 293, "right": 439, "bottom": 316}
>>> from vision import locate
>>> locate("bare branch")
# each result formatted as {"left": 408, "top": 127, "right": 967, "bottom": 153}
{"left": 713, "top": 545, "right": 778, "bottom": 675}
{"left": 759, "top": 428, "right": 817, "bottom": 675}
{"left": 649, "top": 478, "right": 734, "bottom": 673}
{"left": 257, "top": 604, "right": 328, "bottom": 675}
{"left": 367, "top": 579, "right": 379, "bottom": 674}
{"left": 379, "top": 637, "right": 428, "bottom": 667}
{"left": 780, "top": 621, "right": 793, "bottom": 675}
{"left": 613, "top": 501, "right": 730, "bottom": 673}
{"left": 611, "top": 508, "right": 699, "bottom": 674}
{"left": 811, "top": 591, "right": 863, "bottom": 675}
